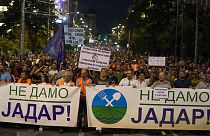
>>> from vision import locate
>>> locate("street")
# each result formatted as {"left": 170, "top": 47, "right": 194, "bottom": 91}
{"left": 0, "top": 123, "right": 209, "bottom": 136}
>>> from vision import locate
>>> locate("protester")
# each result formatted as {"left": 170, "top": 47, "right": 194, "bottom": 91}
{"left": 93, "top": 68, "right": 112, "bottom": 86}
{"left": 1, "top": 46, "right": 210, "bottom": 134}
{"left": 119, "top": 69, "right": 138, "bottom": 87}
{"left": 7, "top": 66, "right": 16, "bottom": 82}
{"left": 0, "top": 63, "right": 11, "bottom": 83}
{"left": 76, "top": 68, "right": 92, "bottom": 130}
{"left": 56, "top": 70, "right": 75, "bottom": 86}
{"left": 29, "top": 64, "right": 41, "bottom": 84}
{"left": 93, "top": 68, "right": 112, "bottom": 135}
{"left": 173, "top": 70, "right": 192, "bottom": 88}
{"left": 39, "top": 73, "right": 50, "bottom": 84}
{"left": 151, "top": 71, "right": 171, "bottom": 89}
{"left": 17, "top": 71, "right": 32, "bottom": 84}
{"left": 147, "top": 67, "right": 159, "bottom": 87}
{"left": 136, "top": 71, "right": 149, "bottom": 87}
{"left": 49, "top": 62, "right": 58, "bottom": 76}
{"left": 199, "top": 66, "right": 206, "bottom": 79}
{"left": 189, "top": 68, "right": 200, "bottom": 88}
{"left": 196, "top": 70, "right": 210, "bottom": 89}
{"left": 107, "top": 68, "right": 118, "bottom": 85}
{"left": 113, "top": 65, "right": 123, "bottom": 83}
{"left": 167, "top": 68, "right": 177, "bottom": 87}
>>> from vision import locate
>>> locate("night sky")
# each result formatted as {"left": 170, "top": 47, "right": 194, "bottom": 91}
{"left": 78, "top": 0, "right": 132, "bottom": 35}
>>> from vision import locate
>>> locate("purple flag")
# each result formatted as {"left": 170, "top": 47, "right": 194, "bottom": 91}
{"left": 44, "top": 26, "right": 65, "bottom": 62}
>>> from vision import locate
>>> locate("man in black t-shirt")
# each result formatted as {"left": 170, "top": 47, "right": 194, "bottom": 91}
{"left": 94, "top": 68, "right": 112, "bottom": 85}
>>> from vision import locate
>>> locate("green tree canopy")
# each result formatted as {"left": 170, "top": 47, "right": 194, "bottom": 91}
{"left": 0, "top": 0, "right": 58, "bottom": 53}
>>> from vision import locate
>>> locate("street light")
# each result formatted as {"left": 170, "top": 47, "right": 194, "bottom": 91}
{"left": 141, "top": 12, "right": 145, "bottom": 18}
{"left": 194, "top": 0, "right": 198, "bottom": 63}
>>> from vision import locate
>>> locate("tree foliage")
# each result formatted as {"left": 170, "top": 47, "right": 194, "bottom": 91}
{"left": 122, "top": 0, "right": 210, "bottom": 59}
{"left": 0, "top": 0, "right": 58, "bottom": 53}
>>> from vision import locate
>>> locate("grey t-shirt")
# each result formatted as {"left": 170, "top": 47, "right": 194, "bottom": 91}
{"left": 195, "top": 81, "right": 210, "bottom": 89}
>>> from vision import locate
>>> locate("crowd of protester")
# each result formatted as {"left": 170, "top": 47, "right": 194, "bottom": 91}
{"left": 0, "top": 49, "right": 210, "bottom": 134}
{"left": 0, "top": 50, "right": 210, "bottom": 89}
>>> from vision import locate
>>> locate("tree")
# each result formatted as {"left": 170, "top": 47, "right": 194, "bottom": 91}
{"left": 0, "top": 0, "right": 58, "bottom": 53}
{"left": 123, "top": 0, "right": 176, "bottom": 56}
{"left": 0, "top": 37, "right": 19, "bottom": 55}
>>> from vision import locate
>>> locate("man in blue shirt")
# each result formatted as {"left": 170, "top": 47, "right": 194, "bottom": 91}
{"left": 174, "top": 70, "right": 192, "bottom": 88}
{"left": 0, "top": 64, "right": 11, "bottom": 83}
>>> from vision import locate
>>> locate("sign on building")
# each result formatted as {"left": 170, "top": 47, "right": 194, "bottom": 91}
{"left": 148, "top": 57, "right": 166, "bottom": 66}
{"left": 78, "top": 46, "right": 111, "bottom": 71}
{"left": 64, "top": 25, "right": 84, "bottom": 45}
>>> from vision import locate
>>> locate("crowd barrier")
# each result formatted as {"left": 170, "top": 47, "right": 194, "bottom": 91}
{"left": 0, "top": 84, "right": 209, "bottom": 130}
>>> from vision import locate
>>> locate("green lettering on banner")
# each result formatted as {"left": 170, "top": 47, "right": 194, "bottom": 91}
{"left": 199, "top": 92, "right": 209, "bottom": 102}
{"left": 38, "top": 88, "right": 47, "bottom": 98}
{"left": 48, "top": 88, "right": 58, "bottom": 98}
{"left": 9, "top": 85, "right": 18, "bottom": 96}
{"left": 187, "top": 91, "right": 198, "bottom": 102}
{"left": 176, "top": 91, "right": 186, "bottom": 102}
{"left": 139, "top": 90, "right": 150, "bottom": 100}
{"left": 19, "top": 86, "right": 26, "bottom": 96}
{"left": 30, "top": 87, "right": 38, "bottom": 99}
{"left": 58, "top": 88, "right": 68, "bottom": 98}
{"left": 165, "top": 91, "right": 175, "bottom": 103}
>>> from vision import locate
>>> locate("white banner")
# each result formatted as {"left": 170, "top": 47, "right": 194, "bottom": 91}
{"left": 86, "top": 86, "right": 210, "bottom": 130}
{"left": 78, "top": 46, "right": 111, "bottom": 71}
{"left": 64, "top": 26, "right": 84, "bottom": 45}
{"left": 148, "top": 57, "right": 165, "bottom": 66}
{"left": 0, "top": 84, "right": 80, "bottom": 127}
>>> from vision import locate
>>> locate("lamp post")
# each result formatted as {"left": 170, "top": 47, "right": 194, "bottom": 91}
{"left": 20, "top": 0, "right": 25, "bottom": 63}
{"left": 175, "top": 0, "right": 179, "bottom": 59}
{"left": 194, "top": 0, "right": 198, "bottom": 63}
{"left": 47, "top": 0, "right": 50, "bottom": 41}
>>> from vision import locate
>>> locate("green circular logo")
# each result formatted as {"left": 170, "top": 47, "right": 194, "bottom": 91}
{"left": 92, "top": 89, "right": 127, "bottom": 124}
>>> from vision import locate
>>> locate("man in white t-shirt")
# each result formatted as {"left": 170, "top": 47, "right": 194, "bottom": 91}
{"left": 119, "top": 69, "right": 138, "bottom": 87}
{"left": 49, "top": 63, "right": 58, "bottom": 76}
{"left": 136, "top": 71, "right": 149, "bottom": 87}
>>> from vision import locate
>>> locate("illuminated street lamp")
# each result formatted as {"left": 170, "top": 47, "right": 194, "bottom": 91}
{"left": 141, "top": 12, "right": 146, "bottom": 19}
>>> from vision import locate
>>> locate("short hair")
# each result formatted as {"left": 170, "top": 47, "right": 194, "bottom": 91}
{"left": 139, "top": 71, "right": 145, "bottom": 75}
{"left": 101, "top": 68, "right": 107, "bottom": 72}
{"left": 63, "top": 70, "right": 72, "bottom": 78}
{"left": 127, "top": 69, "right": 133, "bottom": 73}
{"left": 41, "top": 74, "right": 49, "bottom": 83}
{"left": 81, "top": 68, "right": 88, "bottom": 75}
{"left": 21, "top": 70, "right": 28, "bottom": 74}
